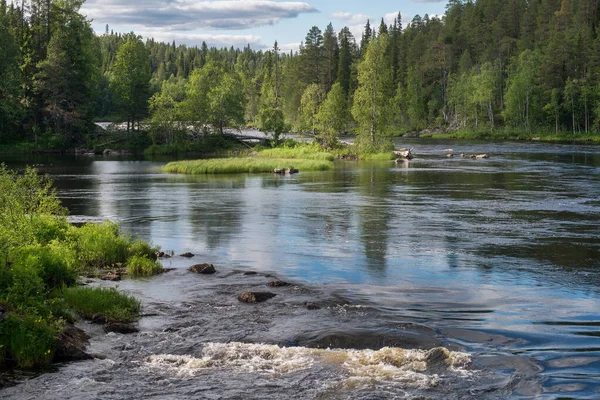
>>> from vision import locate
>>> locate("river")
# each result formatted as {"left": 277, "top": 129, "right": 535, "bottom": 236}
{"left": 1, "top": 139, "right": 599, "bottom": 399}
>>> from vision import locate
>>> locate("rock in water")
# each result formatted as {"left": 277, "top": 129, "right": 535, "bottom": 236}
{"left": 266, "top": 280, "right": 290, "bottom": 287}
{"left": 238, "top": 291, "right": 277, "bottom": 303}
{"left": 104, "top": 322, "right": 139, "bottom": 334}
{"left": 180, "top": 252, "right": 195, "bottom": 258}
{"left": 189, "top": 264, "right": 216, "bottom": 274}
{"left": 54, "top": 324, "right": 93, "bottom": 362}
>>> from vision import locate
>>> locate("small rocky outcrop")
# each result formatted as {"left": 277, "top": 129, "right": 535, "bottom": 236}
{"left": 238, "top": 291, "right": 277, "bottom": 303}
{"left": 394, "top": 148, "right": 414, "bottom": 160}
{"left": 180, "top": 252, "right": 195, "bottom": 258}
{"left": 305, "top": 302, "right": 321, "bottom": 310}
{"left": 189, "top": 263, "right": 216, "bottom": 274}
{"left": 101, "top": 273, "right": 121, "bottom": 282}
{"left": 243, "top": 271, "right": 258, "bottom": 276}
{"left": 157, "top": 251, "right": 172, "bottom": 259}
{"left": 104, "top": 322, "right": 139, "bottom": 334}
{"left": 266, "top": 280, "right": 290, "bottom": 287}
{"left": 274, "top": 168, "right": 299, "bottom": 175}
{"left": 54, "top": 324, "right": 93, "bottom": 362}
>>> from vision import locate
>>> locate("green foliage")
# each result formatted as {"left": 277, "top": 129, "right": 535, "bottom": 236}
{"left": 128, "top": 239, "right": 159, "bottom": 261}
{"left": 299, "top": 84, "right": 325, "bottom": 134}
{"left": 352, "top": 34, "right": 394, "bottom": 150}
{"left": 258, "top": 106, "right": 288, "bottom": 145}
{"left": 61, "top": 287, "right": 141, "bottom": 323}
{"left": 162, "top": 158, "right": 333, "bottom": 175}
{"left": 258, "top": 144, "right": 335, "bottom": 161}
{"left": 127, "top": 255, "right": 163, "bottom": 278}
{"left": 0, "top": 314, "right": 58, "bottom": 368}
{"left": 11, "top": 245, "right": 77, "bottom": 293}
{"left": 110, "top": 36, "right": 151, "bottom": 131}
{"left": 316, "top": 82, "right": 350, "bottom": 145}
{"left": 74, "top": 222, "right": 131, "bottom": 269}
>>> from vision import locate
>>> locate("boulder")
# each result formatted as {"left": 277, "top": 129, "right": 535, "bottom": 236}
{"left": 54, "top": 324, "right": 93, "bottom": 362}
{"left": 238, "top": 291, "right": 277, "bottom": 303}
{"left": 305, "top": 302, "right": 321, "bottom": 310}
{"left": 285, "top": 168, "right": 299, "bottom": 175}
{"left": 180, "top": 252, "right": 195, "bottom": 258}
{"left": 266, "top": 280, "right": 290, "bottom": 287}
{"left": 189, "top": 263, "right": 216, "bottom": 274}
{"left": 274, "top": 169, "right": 284, "bottom": 174}
{"left": 104, "top": 322, "right": 139, "bottom": 334}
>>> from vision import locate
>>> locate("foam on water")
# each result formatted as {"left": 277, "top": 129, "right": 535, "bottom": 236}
{"left": 146, "top": 342, "right": 472, "bottom": 390}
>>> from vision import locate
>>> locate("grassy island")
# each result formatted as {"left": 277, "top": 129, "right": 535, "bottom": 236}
{"left": 162, "top": 157, "right": 333, "bottom": 175}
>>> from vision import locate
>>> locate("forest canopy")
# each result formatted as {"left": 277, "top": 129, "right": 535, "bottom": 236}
{"left": 1, "top": 0, "right": 600, "bottom": 151}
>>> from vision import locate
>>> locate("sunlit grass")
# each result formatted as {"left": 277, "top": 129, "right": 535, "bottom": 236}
{"left": 61, "top": 287, "right": 141, "bottom": 323}
{"left": 162, "top": 157, "right": 333, "bottom": 174}
{"left": 127, "top": 255, "right": 163, "bottom": 278}
{"left": 257, "top": 146, "right": 335, "bottom": 161}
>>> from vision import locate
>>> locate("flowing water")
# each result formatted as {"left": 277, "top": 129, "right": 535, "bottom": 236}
{"left": 1, "top": 139, "right": 599, "bottom": 399}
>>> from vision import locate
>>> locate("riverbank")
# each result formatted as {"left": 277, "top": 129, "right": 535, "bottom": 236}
{"left": 416, "top": 127, "right": 600, "bottom": 143}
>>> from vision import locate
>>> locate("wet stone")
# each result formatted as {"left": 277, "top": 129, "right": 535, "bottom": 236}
{"left": 266, "top": 280, "right": 290, "bottom": 287}
{"left": 189, "top": 263, "right": 216, "bottom": 274}
{"left": 243, "top": 271, "right": 258, "bottom": 276}
{"left": 104, "top": 322, "right": 139, "bottom": 334}
{"left": 54, "top": 324, "right": 93, "bottom": 362}
{"left": 238, "top": 291, "right": 277, "bottom": 303}
{"left": 180, "top": 252, "right": 195, "bottom": 258}
{"left": 306, "top": 302, "right": 321, "bottom": 310}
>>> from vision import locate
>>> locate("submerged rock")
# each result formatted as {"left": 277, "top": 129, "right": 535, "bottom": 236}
{"left": 157, "top": 251, "right": 171, "bottom": 259}
{"left": 104, "top": 322, "right": 139, "bottom": 334}
{"left": 238, "top": 291, "right": 277, "bottom": 303}
{"left": 293, "top": 327, "right": 441, "bottom": 350}
{"left": 180, "top": 252, "right": 195, "bottom": 258}
{"left": 266, "top": 280, "right": 290, "bottom": 287}
{"left": 243, "top": 271, "right": 258, "bottom": 276}
{"left": 305, "top": 302, "right": 321, "bottom": 310}
{"left": 189, "top": 264, "right": 216, "bottom": 274}
{"left": 54, "top": 324, "right": 93, "bottom": 362}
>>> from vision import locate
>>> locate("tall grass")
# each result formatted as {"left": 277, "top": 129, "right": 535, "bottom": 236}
{"left": 257, "top": 146, "right": 335, "bottom": 161}
{"left": 127, "top": 255, "right": 163, "bottom": 277}
{"left": 61, "top": 287, "right": 141, "bottom": 323}
{"left": 162, "top": 157, "right": 333, "bottom": 174}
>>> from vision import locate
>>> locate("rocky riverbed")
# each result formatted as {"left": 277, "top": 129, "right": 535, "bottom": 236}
{"left": 0, "top": 258, "right": 523, "bottom": 399}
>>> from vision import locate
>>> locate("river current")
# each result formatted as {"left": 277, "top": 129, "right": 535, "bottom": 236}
{"left": 1, "top": 139, "right": 599, "bottom": 399}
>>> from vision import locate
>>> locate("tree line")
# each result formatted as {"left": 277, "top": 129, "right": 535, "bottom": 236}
{"left": 2, "top": 0, "right": 600, "bottom": 151}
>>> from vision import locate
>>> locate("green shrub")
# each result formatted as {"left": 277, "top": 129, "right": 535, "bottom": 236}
{"left": 74, "top": 222, "right": 130, "bottom": 269}
{"left": 127, "top": 255, "right": 163, "bottom": 278}
{"left": 11, "top": 245, "right": 77, "bottom": 292}
{"left": 128, "top": 238, "right": 159, "bottom": 261}
{"left": 0, "top": 313, "right": 58, "bottom": 368}
{"left": 61, "top": 287, "right": 141, "bottom": 323}
{"left": 30, "top": 215, "right": 72, "bottom": 245}
{"left": 4, "top": 263, "right": 46, "bottom": 312}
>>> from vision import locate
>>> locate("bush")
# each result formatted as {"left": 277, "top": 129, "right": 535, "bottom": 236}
{"left": 30, "top": 215, "right": 72, "bottom": 245}
{"left": 128, "top": 238, "right": 159, "bottom": 261}
{"left": 11, "top": 245, "right": 77, "bottom": 292}
{"left": 74, "top": 222, "right": 131, "bottom": 269}
{"left": 0, "top": 313, "right": 58, "bottom": 368}
{"left": 127, "top": 255, "right": 163, "bottom": 278}
{"left": 3, "top": 263, "right": 46, "bottom": 312}
{"left": 61, "top": 287, "right": 141, "bottom": 323}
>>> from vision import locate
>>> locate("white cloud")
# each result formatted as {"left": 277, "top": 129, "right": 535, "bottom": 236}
{"left": 137, "top": 30, "right": 266, "bottom": 49}
{"left": 81, "top": 0, "right": 319, "bottom": 31}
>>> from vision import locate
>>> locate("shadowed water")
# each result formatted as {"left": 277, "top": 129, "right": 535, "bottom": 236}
{"left": 1, "top": 139, "right": 599, "bottom": 398}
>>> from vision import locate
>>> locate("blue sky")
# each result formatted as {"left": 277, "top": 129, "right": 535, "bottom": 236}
{"left": 81, "top": 0, "right": 449, "bottom": 50}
